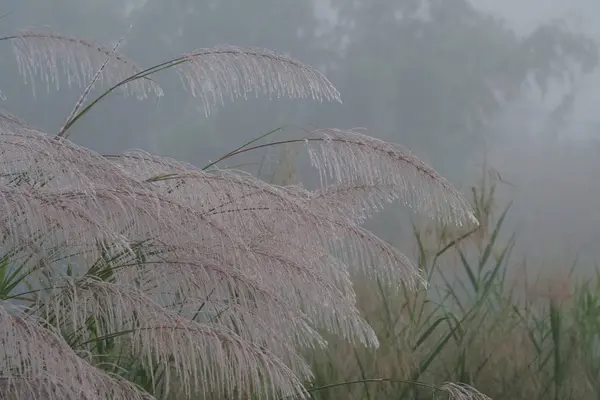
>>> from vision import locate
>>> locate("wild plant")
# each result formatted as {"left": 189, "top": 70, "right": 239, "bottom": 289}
{"left": 305, "top": 167, "right": 600, "bottom": 400}
{"left": 0, "top": 27, "right": 482, "bottom": 399}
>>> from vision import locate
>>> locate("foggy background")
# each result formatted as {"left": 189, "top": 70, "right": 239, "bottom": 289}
{"left": 2, "top": 0, "right": 600, "bottom": 276}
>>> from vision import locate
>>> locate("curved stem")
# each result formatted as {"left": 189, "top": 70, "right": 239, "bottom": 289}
{"left": 202, "top": 137, "right": 319, "bottom": 170}
{"left": 58, "top": 30, "right": 129, "bottom": 138}
{"left": 60, "top": 58, "right": 187, "bottom": 135}
{"left": 279, "top": 378, "right": 440, "bottom": 399}
{"left": 201, "top": 126, "right": 287, "bottom": 170}
{"left": 0, "top": 32, "right": 188, "bottom": 137}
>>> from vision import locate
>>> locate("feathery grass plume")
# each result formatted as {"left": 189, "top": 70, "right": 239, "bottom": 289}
{"left": 304, "top": 128, "right": 479, "bottom": 227}
{"left": 4, "top": 34, "right": 342, "bottom": 134}
{"left": 6, "top": 30, "right": 163, "bottom": 99}
{"left": 42, "top": 278, "right": 308, "bottom": 400}
{"left": 0, "top": 181, "right": 262, "bottom": 270}
{"left": 112, "top": 150, "right": 426, "bottom": 290}
{"left": 175, "top": 45, "right": 341, "bottom": 116}
{"left": 0, "top": 128, "right": 475, "bottom": 397}
{"left": 108, "top": 151, "right": 400, "bottom": 338}
{"left": 0, "top": 129, "right": 144, "bottom": 192}
{"left": 0, "top": 153, "right": 380, "bottom": 396}
{"left": 0, "top": 302, "right": 153, "bottom": 400}
{"left": 109, "top": 249, "right": 357, "bottom": 358}
{"left": 440, "top": 383, "right": 492, "bottom": 400}
{"left": 0, "top": 109, "right": 30, "bottom": 132}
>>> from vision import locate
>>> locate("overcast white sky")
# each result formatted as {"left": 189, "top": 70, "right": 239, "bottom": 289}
{"left": 473, "top": 1, "right": 600, "bottom": 139}
{"left": 473, "top": 0, "right": 600, "bottom": 35}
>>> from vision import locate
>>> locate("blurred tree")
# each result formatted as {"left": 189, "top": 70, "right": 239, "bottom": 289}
{"left": 2, "top": 0, "right": 596, "bottom": 176}
{"left": 326, "top": 0, "right": 598, "bottom": 177}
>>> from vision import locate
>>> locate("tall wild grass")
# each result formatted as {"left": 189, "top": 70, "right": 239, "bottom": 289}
{"left": 305, "top": 170, "right": 600, "bottom": 400}
{"left": 0, "top": 27, "right": 484, "bottom": 399}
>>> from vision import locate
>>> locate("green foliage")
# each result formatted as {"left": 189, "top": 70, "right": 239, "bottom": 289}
{"left": 303, "top": 168, "right": 600, "bottom": 400}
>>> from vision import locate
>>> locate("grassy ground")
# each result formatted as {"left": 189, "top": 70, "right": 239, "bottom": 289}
{"left": 302, "top": 171, "right": 600, "bottom": 400}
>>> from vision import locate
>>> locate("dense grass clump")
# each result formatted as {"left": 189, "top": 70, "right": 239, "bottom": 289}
{"left": 0, "top": 27, "right": 486, "bottom": 399}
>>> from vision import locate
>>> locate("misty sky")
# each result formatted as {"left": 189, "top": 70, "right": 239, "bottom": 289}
{"left": 474, "top": 0, "right": 600, "bottom": 140}
{"left": 475, "top": 0, "right": 600, "bottom": 34}
{"left": 2, "top": 0, "right": 600, "bottom": 276}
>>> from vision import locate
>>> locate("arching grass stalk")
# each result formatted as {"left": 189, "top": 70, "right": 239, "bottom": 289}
{"left": 279, "top": 378, "right": 486, "bottom": 400}
{"left": 57, "top": 57, "right": 185, "bottom": 137}
{"left": 202, "top": 126, "right": 288, "bottom": 171}
{"left": 57, "top": 28, "right": 131, "bottom": 137}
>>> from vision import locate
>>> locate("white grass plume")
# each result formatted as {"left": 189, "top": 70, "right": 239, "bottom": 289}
{"left": 176, "top": 45, "right": 341, "bottom": 116}
{"left": 0, "top": 28, "right": 482, "bottom": 400}
{"left": 0, "top": 302, "right": 153, "bottom": 400}
{"left": 0, "top": 125, "right": 475, "bottom": 398}
{"left": 6, "top": 31, "right": 341, "bottom": 118}
{"left": 42, "top": 278, "right": 308, "bottom": 399}
{"left": 441, "top": 382, "right": 493, "bottom": 400}
{"left": 305, "top": 128, "right": 479, "bottom": 227}
{"left": 8, "top": 30, "right": 163, "bottom": 99}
